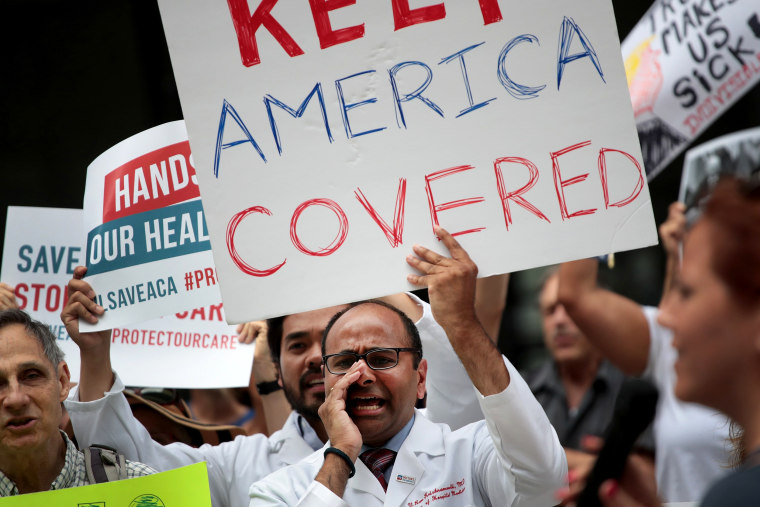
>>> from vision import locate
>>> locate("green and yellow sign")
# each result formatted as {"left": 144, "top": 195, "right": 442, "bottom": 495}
{"left": 0, "top": 463, "right": 211, "bottom": 506}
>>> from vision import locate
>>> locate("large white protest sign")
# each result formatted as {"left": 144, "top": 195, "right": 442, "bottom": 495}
{"left": 2, "top": 207, "right": 253, "bottom": 387}
{"left": 623, "top": 1, "right": 760, "bottom": 179}
{"left": 1, "top": 207, "right": 85, "bottom": 380}
{"left": 82, "top": 121, "right": 222, "bottom": 332}
{"left": 159, "top": 0, "right": 658, "bottom": 323}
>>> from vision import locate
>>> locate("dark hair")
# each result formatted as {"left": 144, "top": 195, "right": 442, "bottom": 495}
{"left": 266, "top": 316, "right": 286, "bottom": 365}
{"left": 701, "top": 176, "right": 760, "bottom": 308}
{"left": 266, "top": 306, "right": 351, "bottom": 365}
{"left": 321, "top": 300, "right": 423, "bottom": 368}
{"left": 0, "top": 309, "right": 65, "bottom": 367}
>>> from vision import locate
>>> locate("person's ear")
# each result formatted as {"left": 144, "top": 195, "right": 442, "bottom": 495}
{"left": 416, "top": 358, "right": 428, "bottom": 400}
{"left": 275, "top": 364, "right": 284, "bottom": 388}
{"left": 58, "top": 361, "right": 72, "bottom": 402}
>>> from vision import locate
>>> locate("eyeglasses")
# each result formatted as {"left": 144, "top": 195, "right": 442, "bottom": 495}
{"left": 323, "top": 347, "right": 421, "bottom": 375}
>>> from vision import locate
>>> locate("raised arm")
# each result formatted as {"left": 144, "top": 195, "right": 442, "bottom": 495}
{"left": 238, "top": 320, "right": 293, "bottom": 435}
{"left": 557, "top": 260, "right": 650, "bottom": 376}
{"left": 60, "top": 266, "right": 114, "bottom": 401}
{"left": 406, "top": 227, "right": 508, "bottom": 395}
{"left": 407, "top": 227, "right": 566, "bottom": 504}
{"left": 62, "top": 268, "right": 275, "bottom": 507}
{"left": 658, "top": 201, "right": 686, "bottom": 302}
{"left": 475, "top": 273, "right": 509, "bottom": 343}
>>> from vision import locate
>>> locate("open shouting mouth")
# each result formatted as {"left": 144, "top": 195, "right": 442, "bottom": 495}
{"left": 349, "top": 395, "right": 386, "bottom": 415}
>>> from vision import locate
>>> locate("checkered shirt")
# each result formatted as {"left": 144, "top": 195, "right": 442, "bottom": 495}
{"left": 0, "top": 431, "right": 156, "bottom": 496}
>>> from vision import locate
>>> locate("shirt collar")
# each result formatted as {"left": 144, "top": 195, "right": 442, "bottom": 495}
{"left": 0, "top": 431, "right": 75, "bottom": 496}
{"left": 50, "top": 431, "right": 79, "bottom": 490}
{"left": 360, "top": 413, "right": 415, "bottom": 454}
{"left": 527, "top": 360, "right": 561, "bottom": 393}
{"left": 0, "top": 469, "right": 17, "bottom": 497}
{"left": 530, "top": 359, "right": 615, "bottom": 393}
{"left": 593, "top": 361, "right": 618, "bottom": 388}
{"left": 296, "top": 415, "right": 325, "bottom": 451}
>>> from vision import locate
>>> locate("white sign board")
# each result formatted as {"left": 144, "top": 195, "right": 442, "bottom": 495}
{"left": 110, "top": 303, "right": 254, "bottom": 388}
{"left": 159, "top": 0, "right": 658, "bottom": 322}
{"left": 2, "top": 207, "right": 253, "bottom": 387}
{"left": 82, "top": 121, "right": 221, "bottom": 331}
{"left": 623, "top": 1, "right": 760, "bottom": 179}
{"left": 1, "top": 207, "right": 85, "bottom": 380}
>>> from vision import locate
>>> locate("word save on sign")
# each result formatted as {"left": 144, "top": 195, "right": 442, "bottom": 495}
{"left": 14, "top": 245, "right": 81, "bottom": 312}
{"left": 158, "top": 0, "right": 658, "bottom": 322}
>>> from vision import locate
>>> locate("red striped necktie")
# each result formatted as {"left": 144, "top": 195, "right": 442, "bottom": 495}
{"left": 359, "top": 448, "right": 397, "bottom": 491}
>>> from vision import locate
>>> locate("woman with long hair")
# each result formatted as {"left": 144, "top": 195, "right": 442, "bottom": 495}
{"left": 600, "top": 175, "right": 760, "bottom": 506}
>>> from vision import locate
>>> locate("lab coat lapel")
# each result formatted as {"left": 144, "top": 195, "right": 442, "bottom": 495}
{"left": 351, "top": 458, "right": 387, "bottom": 500}
{"left": 271, "top": 412, "right": 317, "bottom": 465}
{"left": 383, "top": 444, "right": 426, "bottom": 506}
{"left": 384, "top": 411, "right": 446, "bottom": 507}
{"left": 277, "top": 435, "right": 315, "bottom": 465}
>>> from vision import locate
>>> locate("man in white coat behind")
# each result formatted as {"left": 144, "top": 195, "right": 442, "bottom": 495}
{"left": 249, "top": 227, "right": 566, "bottom": 506}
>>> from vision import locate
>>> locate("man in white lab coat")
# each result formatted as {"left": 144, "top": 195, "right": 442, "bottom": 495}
{"left": 61, "top": 250, "right": 497, "bottom": 507}
{"left": 249, "top": 227, "right": 566, "bottom": 506}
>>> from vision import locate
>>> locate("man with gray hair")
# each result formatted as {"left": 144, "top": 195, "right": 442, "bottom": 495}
{"left": 0, "top": 309, "right": 155, "bottom": 497}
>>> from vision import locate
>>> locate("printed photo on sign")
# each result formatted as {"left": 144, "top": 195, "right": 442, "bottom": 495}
{"left": 679, "top": 127, "right": 760, "bottom": 224}
{"left": 81, "top": 121, "right": 222, "bottom": 332}
{"left": 159, "top": 0, "right": 658, "bottom": 322}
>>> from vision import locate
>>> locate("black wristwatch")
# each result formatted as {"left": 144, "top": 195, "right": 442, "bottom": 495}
{"left": 255, "top": 380, "right": 282, "bottom": 395}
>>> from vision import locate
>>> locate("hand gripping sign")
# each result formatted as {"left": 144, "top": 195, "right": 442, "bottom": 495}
{"left": 158, "top": 0, "right": 659, "bottom": 323}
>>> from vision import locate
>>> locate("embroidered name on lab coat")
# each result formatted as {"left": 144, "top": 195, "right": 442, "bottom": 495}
{"left": 406, "top": 478, "right": 467, "bottom": 506}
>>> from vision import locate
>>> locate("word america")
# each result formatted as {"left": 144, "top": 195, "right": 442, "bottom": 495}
{"left": 214, "top": 17, "right": 604, "bottom": 172}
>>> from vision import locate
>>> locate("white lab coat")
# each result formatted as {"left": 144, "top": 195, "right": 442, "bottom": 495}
{"left": 249, "top": 360, "right": 567, "bottom": 506}
{"left": 65, "top": 296, "right": 487, "bottom": 507}
{"left": 67, "top": 377, "right": 310, "bottom": 507}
